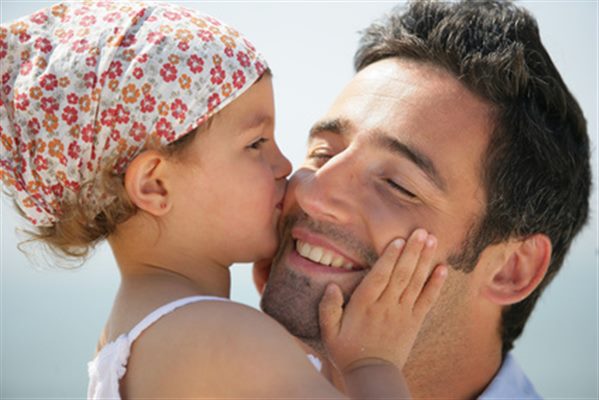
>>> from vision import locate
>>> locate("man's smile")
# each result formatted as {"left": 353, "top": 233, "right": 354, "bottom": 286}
{"left": 289, "top": 226, "right": 368, "bottom": 273}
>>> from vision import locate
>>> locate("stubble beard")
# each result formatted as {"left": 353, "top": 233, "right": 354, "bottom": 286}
{"left": 261, "top": 211, "right": 481, "bottom": 357}
{"left": 260, "top": 213, "right": 330, "bottom": 354}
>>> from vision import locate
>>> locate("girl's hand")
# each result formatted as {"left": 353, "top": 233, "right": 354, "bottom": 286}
{"left": 319, "top": 229, "right": 448, "bottom": 373}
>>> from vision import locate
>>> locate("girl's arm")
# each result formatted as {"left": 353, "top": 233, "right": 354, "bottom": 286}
{"left": 122, "top": 229, "right": 445, "bottom": 399}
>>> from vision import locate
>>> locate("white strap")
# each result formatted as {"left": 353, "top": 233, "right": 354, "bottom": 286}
{"left": 128, "top": 295, "right": 228, "bottom": 342}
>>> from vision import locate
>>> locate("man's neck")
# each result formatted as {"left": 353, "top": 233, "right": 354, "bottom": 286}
{"left": 403, "top": 340, "right": 503, "bottom": 399}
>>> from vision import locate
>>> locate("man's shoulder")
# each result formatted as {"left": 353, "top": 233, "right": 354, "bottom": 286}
{"left": 479, "top": 353, "right": 542, "bottom": 400}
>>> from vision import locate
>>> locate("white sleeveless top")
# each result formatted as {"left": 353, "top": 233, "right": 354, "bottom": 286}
{"left": 87, "top": 295, "right": 228, "bottom": 400}
{"left": 87, "top": 296, "right": 322, "bottom": 400}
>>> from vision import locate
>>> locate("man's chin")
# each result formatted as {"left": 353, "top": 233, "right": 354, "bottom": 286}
{"left": 261, "top": 256, "right": 326, "bottom": 344}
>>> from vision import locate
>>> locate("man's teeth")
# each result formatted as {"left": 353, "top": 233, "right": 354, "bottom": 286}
{"left": 296, "top": 240, "right": 356, "bottom": 270}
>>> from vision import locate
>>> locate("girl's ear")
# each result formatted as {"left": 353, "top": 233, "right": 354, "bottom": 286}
{"left": 482, "top": 234, "right": 551, "bottom": 305}
{"left": 124, "top": 150, "right": 172, "bottom": 216}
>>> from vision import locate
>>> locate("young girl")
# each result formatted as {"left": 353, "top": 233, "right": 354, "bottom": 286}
{"left": 0, "top": 2, "right": 447, "bottom": 398}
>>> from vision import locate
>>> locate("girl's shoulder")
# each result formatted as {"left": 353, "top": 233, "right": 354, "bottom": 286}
{"left": 121, "top": 300, "right": 338, "bottom": 398}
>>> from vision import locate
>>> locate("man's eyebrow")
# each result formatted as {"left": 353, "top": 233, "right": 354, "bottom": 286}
{"left": 307, "top": 117, "right": 446, "bottom": 191}
{"left": 308, "top": 118, "right": 350, "bottom": 139}
{"left": 374, "top": 131, "right": 447, "bottom": 192}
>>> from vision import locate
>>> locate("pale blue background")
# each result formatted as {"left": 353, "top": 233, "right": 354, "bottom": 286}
{"left": 1, "top": 1, "right": 597, "bottom": 398}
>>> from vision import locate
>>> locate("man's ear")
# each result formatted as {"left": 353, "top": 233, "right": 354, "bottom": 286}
{"left": 482, "top": 234, "right": 551, "bottom": 305}
{"left": 124, "top": 150, "right": 172, "bottom": 216}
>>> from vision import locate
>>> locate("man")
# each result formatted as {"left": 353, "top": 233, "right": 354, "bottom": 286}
{"left": 255, "top": 1, "right": 591, "bottom": 398}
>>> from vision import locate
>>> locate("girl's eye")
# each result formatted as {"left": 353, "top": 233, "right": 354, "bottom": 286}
{"left": 248, "top": 138, "right": 269, "bottom": 150}
{"left": 386, "top": 179, "right": 417, "bottom": 199}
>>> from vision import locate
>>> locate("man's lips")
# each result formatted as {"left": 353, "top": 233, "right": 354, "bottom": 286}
{"left": 290, "top": 227, "right": 366, "bottom": 272}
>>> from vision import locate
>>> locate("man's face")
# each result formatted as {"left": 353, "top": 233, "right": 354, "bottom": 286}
{"left": 262, "top": 58, "right": 494, "bottom": 353}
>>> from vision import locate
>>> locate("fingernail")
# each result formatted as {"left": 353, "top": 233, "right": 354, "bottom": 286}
{"left": 426, "top": 235, "right": 437, "bottom": 248}
{"left": 394, "top": 238, "right": 406, "bottom": 249}
{"left": 438, "top": 265, "right": 448, "bottom": 277}
{"left": 416, "top": 229, "right": 427, "bottom": 242}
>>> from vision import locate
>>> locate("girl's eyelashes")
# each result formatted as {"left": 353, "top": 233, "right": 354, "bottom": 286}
{"left": 385, "top": 178, "right": 417, "bottom": 199}
{"left": 248, "top": 137, "right": 269, "bottom": 150}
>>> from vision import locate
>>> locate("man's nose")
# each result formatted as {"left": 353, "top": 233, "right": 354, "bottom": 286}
{"left": 295, "top": 152, "right": 358, "bottom": 225}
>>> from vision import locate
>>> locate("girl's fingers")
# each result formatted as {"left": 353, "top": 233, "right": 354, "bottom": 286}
{"left": 381, "top": 229, "right": 427, "bottom": 304}
{"left": 350, "top": 238, "right": 405, "bottom": 306}
{"left": 319, "top": 283, "right": 345, "bottom": 341}
{"left": 413, "top": 264, "right": 448, "bottom": 318}
{"left": 400, "top": 234, "right": 437, "bottom": 306}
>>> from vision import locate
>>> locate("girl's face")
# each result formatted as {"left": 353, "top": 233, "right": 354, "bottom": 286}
{"left": 169, "top": 76, "right": 292, "bottom": 265}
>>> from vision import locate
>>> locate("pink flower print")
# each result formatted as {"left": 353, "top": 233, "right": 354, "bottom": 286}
{"left": 62, "top": 106, "right": 78, "bottom": 125}
{"left": 130, "top": 121, "right": 147, "bottom": 142}
{"left": 40, "top": 74, "right": 58, "bottom": 91}
{"left": 224, "top": 47, "right": 234, "bottom": 58}
{"left": 243, "top": 38, "right": 256, "bottom": 52}
{"left": 160, "top": 63, "right": 177, "bottom": 82}
{"left": 20, "top": 61, "right": 32, "bottom": 75}
{"left": 156, "top": 117, "right": 174, "bottom": 141}
{"left": 58, "top": 30, "right": 74, "bottom": 44}
{"left": 210, "top": 65, "right": 225, "bottom": 85}
{"left": 83, "top": 71, "right": 97, "bottom": 89}
{"left": 255, "top": 61, "right": 266, "bottom": 76}
{"left": 207, "top": 93, "right": 220, "bottom": 112}
{"left": 110, "top": 128, "right": 121, "bottom": 142}
{"left": 67, "top": 93, "right": 79, "bottom": 105}
{"left": 232, "top": 70, "right": 246, "bottom": 89}
{"left": 137, "top": 53, "right": 149, "bottom": 64}
{"left": 18, "top": 32, "right": 31, "bottom": 43}
{"left": 132, "top": 67, "right": 144, "bottom": 80}
{"left": 171, "top": 99, "right": 188, "bottom": 122}
{"left": 163, "top": 11, "right": 182, "bottom": 21}
{"left": 79, "top": 15, "right": 96, "bottom": 27}
{"left": 2, "top": 72, "right": 9, "bottom": 85}
{"left": 198, "top": 29, "right": 214, "bottom": 42}
{"left": 81, "top": 124, "right": 94, "bottom": 143}
{"left": 206, "top": 16, "right": 222, "bottom": 26}
{"left": 140, "top": 93, "right": 156, "bottom": 113}
{"left": 40, "top": 96, "right": 59, "bottom": 113}
{"left": 71, "top": 38, "right": 89, "bottom": 53}
{"left": 68, "top": 141, "right": 81, "bottom": 159}
{"left": 187, "top": 54, "right": 204, "bottom": 74}
{"left": 106, "top": 61, "right": 123, "bottom": 79}
{"left": 237, "top": 51, "right": 250, "bottom": 67}
{"left": 14, "top": 93, "right": 29, "bottom": 111}
{"left": 178, "top": 41, "right": 189, "bottom": 52}
{"left": 30, "top": 11, "right": 48, "bottom": 25}
{"left": 113, "top": 104, "right": 129, "bottom": 124}
{"left": 34, "top": 155, "right": 48, "bottom": 171}
{"left": 120, "top": 33, "right": 137, "bottom": 48}
{"left": 103, "top": 12, "right": 121, "bottom": 23}
{"left": 147, "top": 31, "right": 165, "bottom": 45}
{"left": 50, "top": 183, "right": 64, "bottom": 198}
{"left": 85, "top": 56, "right": 97, "bottom": 68}
{"left": 34, "top": 37, "right": 52, "bottom": 53}
{"left": 0, "top": 40, "right": 7, "bottom": 60}
{"left": 27, "top": 118, "right": 41, "bottom": 135}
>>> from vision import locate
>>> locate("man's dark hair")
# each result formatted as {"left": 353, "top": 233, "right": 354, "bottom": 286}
{"left": 354, "top": 0, "right": 590, "bottom": 355}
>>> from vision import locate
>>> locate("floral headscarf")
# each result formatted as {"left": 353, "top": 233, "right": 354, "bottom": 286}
{"left": 0, "top": 1, "right": 268, "bottom": 227}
